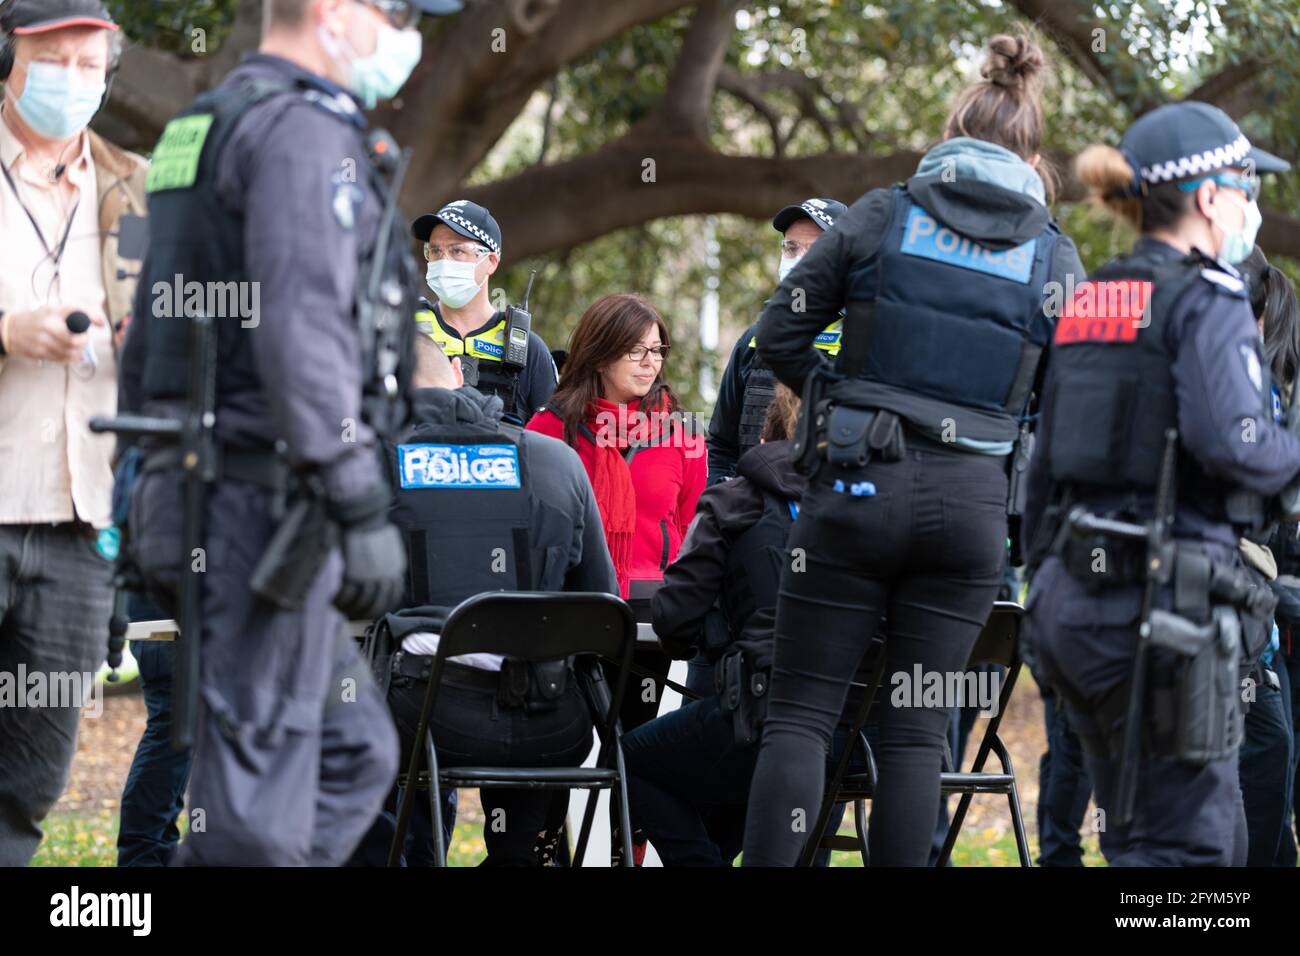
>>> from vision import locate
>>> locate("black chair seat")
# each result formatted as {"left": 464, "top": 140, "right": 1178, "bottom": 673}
{"left": 439, "top": 766, "right": 620, "bottom": 788}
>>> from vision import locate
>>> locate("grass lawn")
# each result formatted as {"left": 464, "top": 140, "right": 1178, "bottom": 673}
{"left": 31, "top": 804, "right": 1105, "bottom": 867}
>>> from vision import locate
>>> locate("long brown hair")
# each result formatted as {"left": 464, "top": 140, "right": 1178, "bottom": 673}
{"left": 549, "top": 293, "right": 680, "bottom": 447}
{"left": 943, "top": 30, "right": 1056, "bottom": 202}
{"left": 761, "top": 384, "right": 801, "bottom": 442}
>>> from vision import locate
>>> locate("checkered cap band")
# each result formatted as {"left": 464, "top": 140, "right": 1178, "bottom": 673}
{"left": 800, "top": 202, "right": 836, "bottom": 229}
{"left": 438, "top": 209, "right": 500, "bottom": 254}
{"left": 1141, "top": 134, "right": 1253, "bottom": 183}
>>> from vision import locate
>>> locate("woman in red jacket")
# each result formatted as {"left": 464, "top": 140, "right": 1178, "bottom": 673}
{"left": 527, "top": 293, "right": 706, "bottom": 721}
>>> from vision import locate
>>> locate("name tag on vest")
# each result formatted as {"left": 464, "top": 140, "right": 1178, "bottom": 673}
{"left": 900, "top": 206, "right": 1035, "bottom": 283}
{"left": 1053, "top": 280, "right": 1151, "bottom": 345}
{"left": 399, "top": 444, "right": 521, "bottom": 490}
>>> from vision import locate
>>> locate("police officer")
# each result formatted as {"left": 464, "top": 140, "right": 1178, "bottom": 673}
{"left": 707, "top": 198, "right": 847, "bottom": 485}
{"left": 1024, "top": 103, "right": 1298, "bottom": 866}
{"left": 354, "top": 336, "right": 617, "bottom": 865}
{"left": 118, "top": 0, "right": 463, "bottom": 865}
{"left": 413, "top": 200, "right": 558, "bottom": 425}
{"left": 741, "top": 32, "right": 1085, "bottom": 866}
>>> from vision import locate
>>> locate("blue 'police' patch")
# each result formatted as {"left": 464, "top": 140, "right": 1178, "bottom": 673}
{"left": 900, "top": 206, "right": 1035, "bottom": 283}
{"left": 475, "top": 339, "right": 505, "bottom": 359}
{"left": 399, "top": 444, "right": 521, "bottom": 490}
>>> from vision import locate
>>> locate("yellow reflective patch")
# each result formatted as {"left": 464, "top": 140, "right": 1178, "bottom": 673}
{"left": 145, "top": 114, "right": 214, "bottom": 193}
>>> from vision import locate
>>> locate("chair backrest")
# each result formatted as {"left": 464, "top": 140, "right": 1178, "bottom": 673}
{"left": 965, "top": 601, "right": 1024, "bottom": 669}
{"left": 436, "top": 591, "right": 636, "bottom": 664}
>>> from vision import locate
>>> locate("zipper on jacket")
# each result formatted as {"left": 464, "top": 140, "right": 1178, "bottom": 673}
{"left": 659, "top": 519, "right": 670, "bottom": 569}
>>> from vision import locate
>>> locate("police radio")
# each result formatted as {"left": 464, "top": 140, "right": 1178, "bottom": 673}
{"left": 502, "top": 270, "right": 537, "bottom": 371}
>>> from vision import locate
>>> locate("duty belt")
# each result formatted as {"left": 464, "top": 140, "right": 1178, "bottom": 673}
{"left": 391, "top": 650, "right": 501, "bottom": 690}
{"left": 142, "top": 445, "right": 288, "bottom": 492}
{"left": 1058, "top": 531, "right": 1274, "bottom": 619}
{"left": 1057, "top": 533, "right": 1147, "bottom": 589}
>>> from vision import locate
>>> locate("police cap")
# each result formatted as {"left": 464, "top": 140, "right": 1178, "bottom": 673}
{"left": 772, "top": 197, "right": 848, "bottom": 233}
{"left": 1120, "top": 101, "right": 1290, "bottom": 192}
{"left": 412, "top": 200, "right": 502, "bottom": 255}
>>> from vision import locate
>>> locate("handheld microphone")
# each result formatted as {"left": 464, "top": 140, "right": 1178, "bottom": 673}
{"left": 66, "top": 311, "right": 97, "bottom": 374}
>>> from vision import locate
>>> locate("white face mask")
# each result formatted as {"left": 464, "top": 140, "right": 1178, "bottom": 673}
{"left": 426, "top": 259, "right": 484, "bottom": 309}
{"left": 778, "top": 255, "right": 802, "bottom": 283}
{"left": 1212, "top": 194, "right": 1262, "bottom": 265}
{"left": 13, "top": 62, "right": 106, "bottom": 141}
{"left": 319, "top": 18, "right": 422, "bottom": 109}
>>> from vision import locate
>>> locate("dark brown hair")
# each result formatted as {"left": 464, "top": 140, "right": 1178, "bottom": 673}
{"left": 943, "top": 31, "right": 1056, "bottom": 202}
{"left": 548, "top": 293, "right": 680, "bottom": 447}
{"left": 1241, "top": 245, "right": 1300, "bottom": 391}
{"left": 760, "top": 384, "right": 801, "bottom": 443}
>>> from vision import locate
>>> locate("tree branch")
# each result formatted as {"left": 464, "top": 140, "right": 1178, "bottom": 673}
{"left": 460, "top": 128, "right": 922, "bottom": 262}
{"left": 716, "top": 65, "right": 788, "bottom": 157}
{"left": 101, "top": 0, "right": 264, "bottom": 151}
{"left": 394, "top": 0, "right": 697, "bottom": 211}
{"left": 1009, "top": 0, "right": 1165, "bottom": 116}
{"left": 650, "top": 0, "right": 741, "bottom": 140}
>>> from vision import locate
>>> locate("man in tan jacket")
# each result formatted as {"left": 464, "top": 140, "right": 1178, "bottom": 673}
{"left": 0, "top": 0, "right": 146, "bottom": 865}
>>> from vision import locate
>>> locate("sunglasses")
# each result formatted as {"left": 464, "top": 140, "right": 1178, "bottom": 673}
{"left": 1177, "top": 172, "right": 1260, "bottom": 202}
{"left": 357, "top": 0, "right": 420, "bottom": 30}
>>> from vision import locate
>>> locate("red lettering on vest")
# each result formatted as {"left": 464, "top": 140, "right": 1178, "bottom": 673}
{"left": 1053, "top": 280, "right": 1152, "bottom": 345}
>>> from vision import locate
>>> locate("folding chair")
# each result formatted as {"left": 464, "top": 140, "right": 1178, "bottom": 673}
{"left": 388, "top": 591, "right": 638, "bottom": 867}
{"left": 803, "top": 601, "right": 1031, "bottom": 867}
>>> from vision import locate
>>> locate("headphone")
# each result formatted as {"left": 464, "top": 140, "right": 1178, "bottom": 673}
{"left": 0, "top": 16, "right": 121, "bottom": 109}
{"left": 0, "top": 25, "right": 15, "bottom": 82}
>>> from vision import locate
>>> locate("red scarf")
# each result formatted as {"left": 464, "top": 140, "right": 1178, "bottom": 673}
{"left": 584, "top": 395, "right": 669, "bottom": 597}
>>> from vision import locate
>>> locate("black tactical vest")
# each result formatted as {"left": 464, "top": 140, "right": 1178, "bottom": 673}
{"left": 389, "top": 421, "right": 535, "bottom": 607}
{"left": 835, "top": 185, "right": 1060, "bottom": 443}
{"left": 138, "top": 75, "right": 415, "bottom": 439}
{"left": 738, "top": 362, "right": 777, "bottom": 458}
{"left": 1045, "top": 247, "right": 1269, "bottom": 528}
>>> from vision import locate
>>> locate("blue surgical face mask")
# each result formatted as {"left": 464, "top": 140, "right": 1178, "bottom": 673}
{"left": 427, "top": 259, "right": 484, "bottom": 309}
{"left": 1214, "top": 194, "right": 1262, "bottom": 265}
{"left": 778, "top": 255, "right": 802, "bottom": 283}
{"left": 13, "top": 62, "right": 106, "bottom": 141}
{"left": 320, "top": 19, "right": 422, "bottom": 110}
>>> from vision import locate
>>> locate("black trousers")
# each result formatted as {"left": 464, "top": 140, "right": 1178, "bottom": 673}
{"left": 387, "top": 663, "right": 593, "bottom": 866}
{"left": 1028, "top": 555, "right": 1247, "bottom": 866}
{"left": 742, "top": 438, "right": 1008, "bottom": 866}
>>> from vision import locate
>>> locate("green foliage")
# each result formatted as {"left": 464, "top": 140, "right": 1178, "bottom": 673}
{"left": 114, "top": 0, "right": 1300, "bottom": 413}
{"left": 106, "top": 0, "right": 236, "bottom": 56}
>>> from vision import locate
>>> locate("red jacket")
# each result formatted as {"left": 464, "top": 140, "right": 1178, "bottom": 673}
{"left": 526, "top": 402, "right": 707, "bottom": 595}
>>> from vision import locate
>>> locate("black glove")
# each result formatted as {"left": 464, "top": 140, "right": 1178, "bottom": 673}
{"left": 328, "top": 486, "right": 407, "bottom": 621}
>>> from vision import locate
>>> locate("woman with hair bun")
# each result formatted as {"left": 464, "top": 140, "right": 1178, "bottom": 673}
{"left": 742, "top": 30, "right": 1085, "bottom": 866}
{"left": 1023, "top": 100, "right": 1298, "bottom": 866}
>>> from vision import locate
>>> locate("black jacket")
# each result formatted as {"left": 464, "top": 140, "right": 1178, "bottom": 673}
{"left": 651, "top": 439, "right": 804, "bottom": 671}
{"left": 706, "top": 320, "right": 762, "bottom": 483}
{"left": 755, "top": 176, "right": 1083, "bottom": 397}
{"left": 389, "top": 386, "right": 618, "bottom": 598}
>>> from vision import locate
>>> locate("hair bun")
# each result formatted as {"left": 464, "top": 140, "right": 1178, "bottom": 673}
{"left": 981, "top": 33, "right": 1044, "bottom": 89}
